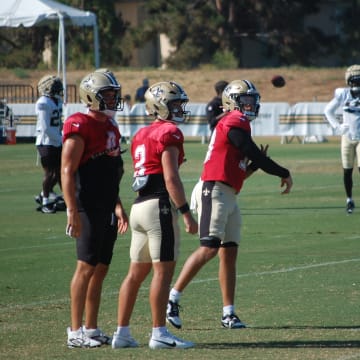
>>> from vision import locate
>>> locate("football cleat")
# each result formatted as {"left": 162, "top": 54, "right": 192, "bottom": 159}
{"left": 221, "top": 313, "right": 246, "bottom": 329}
{"left": 40, "top": 204, "right": 56, "bottom": 214}
{"left": 67, "top": 327, "right": 101, "bottom": 348}
{"left": 166, "top": 300, "right": 182, "bottom": 329}
{"left": 34, "top": 194, "right": 42, "bottom": 205}
{"left": 111, "top": 332, "right": 139, "bottom": 348}
{"left": 82, "top": 326, "right": 111, "bottom": 345}
{"left": 149, "top": 329, "right": 194, "bottom": 349}
{"left": 346, "top": 200, "right": 355, "bottom": 214}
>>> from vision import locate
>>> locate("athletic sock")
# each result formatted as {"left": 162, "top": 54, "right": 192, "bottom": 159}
{"left": 152, "top": 326, "right": 167, "bottom": 338}
{"left": 223, "top": 305, "right": 235, "bottom": 316}
{"left": 169, "top": 288, "right": 181, "bottom": 303}
{"left": 116, "top": 326, "right": 130, "bottom": 337}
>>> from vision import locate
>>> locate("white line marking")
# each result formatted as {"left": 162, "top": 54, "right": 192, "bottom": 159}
{"left": 192, "top": 258, "right": 360, "bottom": 284}
{"left": 1, "top": 258, "right": 359, "bottom": 312}
{"left": 0, "top": 240, "right": 72, "bottom": 252}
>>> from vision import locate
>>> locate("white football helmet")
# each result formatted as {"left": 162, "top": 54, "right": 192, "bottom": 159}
{"left": 37, "top": 75, "right": 63, "bottom": 100}
{"left": 222, "top": 80, "right": 260, "bottom": 120}
{"left": 145, "top": 81, "right": 189, "bottom": 123}
{"left": 79, "top": 71, "right": 123, "bottom": 111}
{"left": 345, "top": 65, "right": 360, "bottom": 98}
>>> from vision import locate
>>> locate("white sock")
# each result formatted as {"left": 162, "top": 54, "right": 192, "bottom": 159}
{"left": 223, "top": 305, "right": 235, "bottom": 316}
{"left": 69, "top": 327, "right": 82, "bottom": 335}
{"left": 116, "top": 326, "right": 130, "bottom": 337}
{"left": 152, "top": 326, "right": 167, "bottom": 338}
{"left": 169, "top": 288, "right": 181, "bottom": 303}
{"left": 347, "top": 198, "right": 352, "bottom": 203}
{"left": 42, "top": 197, "right": 50, "bottom": 205}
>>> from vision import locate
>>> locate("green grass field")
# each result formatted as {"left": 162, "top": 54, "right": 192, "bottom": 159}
{"left": 0, "top": 137, "right": 359, "bottom": 360}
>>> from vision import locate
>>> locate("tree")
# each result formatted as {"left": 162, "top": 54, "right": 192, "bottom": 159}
{"left": 134, "top": 0, "right": 338, "bottom": 68}
{"left": 336, "top": 0, "right": 360, "bottom": 65}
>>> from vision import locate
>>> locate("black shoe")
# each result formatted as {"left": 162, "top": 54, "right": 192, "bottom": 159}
{"left": 221, "top": 313, "right": 246, "bottom": 329}
{"left": 34, "top": 194, "right": 42, "bottom": 205}
{"left": 54, "top": 198, "right": 66, "bottom": 211}
{"left": 346, "top": 200, "right": 355, "bottom": 214}
{"left": 166, "top": 300, "right": 182, "bottom": 329}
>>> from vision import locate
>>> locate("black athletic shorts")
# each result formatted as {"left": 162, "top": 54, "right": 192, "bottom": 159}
{"left": 37, "top": 145, "right": 62, "bottom": 169}
{"left": 76, "top": 210, "right": 118, "bottom": 266}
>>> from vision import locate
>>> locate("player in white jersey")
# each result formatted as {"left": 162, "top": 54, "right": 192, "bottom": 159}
{"left": 324, "top": 65, "right": 360, "bottom": 214}
{"left": 35, "top": 75, "right": 64, "bottom": 213}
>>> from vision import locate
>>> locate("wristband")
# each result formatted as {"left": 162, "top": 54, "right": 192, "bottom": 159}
{"left": 177, "top": 202, "right": 190, "bottom": 214}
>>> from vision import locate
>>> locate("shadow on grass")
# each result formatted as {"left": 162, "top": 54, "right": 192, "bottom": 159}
{"left": 191, "top": 325, "right": 360, "bottom": 349}
{"left": 253, "top": 325, "right": 360, "bottom": 329}
{"left": 198, "top": 340, "right": 360, "bottom": 349}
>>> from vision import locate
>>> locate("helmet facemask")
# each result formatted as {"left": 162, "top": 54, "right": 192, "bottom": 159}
{"left": 167, "top": 99, "right": 190, "bottom": 123}
{"left": 96, "top": 89, "right": 123, "bottom": 111}
{"left": 349, "top": 76, "right": 360, "bottom": 98}
{"left": 231, "top": 93, "right": 260, "bottom": 121}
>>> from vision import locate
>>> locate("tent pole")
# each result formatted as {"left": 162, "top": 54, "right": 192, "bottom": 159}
{"left": 58, "top": 13, "right": 67, "bottom": 104}
{"left": 93, "top": 20, "right": 100, "bottom": 68}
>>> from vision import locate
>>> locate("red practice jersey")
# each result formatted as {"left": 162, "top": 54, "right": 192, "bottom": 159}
{"left": 63, "top": 112, "right": 121, "bottom": 165}
{"left": 62, "top": 112, "right": 122, "bottom": 211}
{"left": 131, "top": 121, "right": 185, "bottom": 176}
{"left": 201, "top": 110, "right": 251, "bottom": 193}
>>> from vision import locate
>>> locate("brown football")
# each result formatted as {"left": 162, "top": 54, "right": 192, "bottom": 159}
{"left": 271, "top": 75, "right": 286, "bottom": 88}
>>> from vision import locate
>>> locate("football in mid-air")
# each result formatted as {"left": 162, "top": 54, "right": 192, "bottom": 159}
{"left": 271, "top": 75, "right": 286, "bottom": 88}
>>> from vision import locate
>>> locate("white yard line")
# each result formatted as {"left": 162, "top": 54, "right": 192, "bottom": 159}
{"left": 1, "top": 257, "right": 359, "bottom": 312}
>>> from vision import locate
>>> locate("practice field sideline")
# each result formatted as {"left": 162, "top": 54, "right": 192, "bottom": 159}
{"left": 0, "top": 138, "right": 359, "bottom": 360}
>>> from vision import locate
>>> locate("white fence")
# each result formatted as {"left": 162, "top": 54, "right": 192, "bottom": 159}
{"left": 8, "top": 101, "right": 341, "bottom": 139}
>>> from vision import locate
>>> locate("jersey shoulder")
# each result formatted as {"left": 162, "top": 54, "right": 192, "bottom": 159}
{"left": 63, "top": 112, "right": 90, "bottom": 137}
{"left": 221, "top": 110, "right": 250, "bottom": 130}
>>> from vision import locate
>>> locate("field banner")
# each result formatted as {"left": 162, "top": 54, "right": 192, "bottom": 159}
{"left": 279, "top": 102, "right": 334, "bottom": 137}
{"left": 252, "top": 102, "right": 290, "bottom": 136}
{"left": 9, "top": 101, "right": 340, "bottom": 139}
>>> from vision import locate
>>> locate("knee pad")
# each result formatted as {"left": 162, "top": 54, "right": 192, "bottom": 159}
{"left": 220, "top": 241, "right": 238, "bottom": 248}
{"left": 200, "top": 236, "right": 221, "bottom": 248}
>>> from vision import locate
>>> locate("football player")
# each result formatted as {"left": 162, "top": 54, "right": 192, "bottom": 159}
{"left": 112, "top": 81, "right": 198, "bottom": 349}
{"left": 324, "top": 64, "right": 360, "bottom": 213}
{"left": 35, "top": 75, "right": 64, "bottom": 213}
{"left": 62, "top": 70, "right": 128, "bottom": 348}
{"left": 206, "top": 80, "right": 228, "bottom": 137}
{"left": 167, "top": 80, "right": 293, "bottom": 330}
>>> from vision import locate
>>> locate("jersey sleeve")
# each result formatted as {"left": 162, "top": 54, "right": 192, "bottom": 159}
{"left": 160, "top": 125, "right": 184, "bottom": 147}
{"left": 324, "top": 88, "right": 344, "bottom": 129}
{"left": 62, "top": 113, "right": 88, "bottom": 142}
